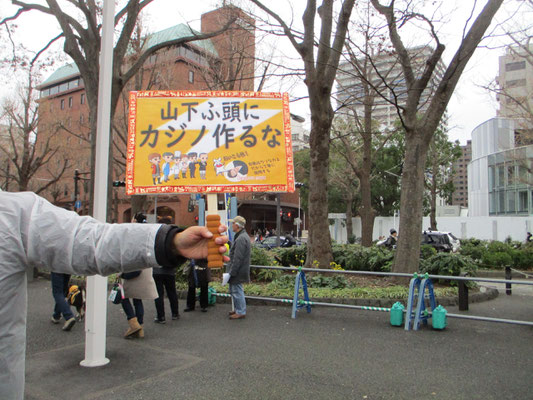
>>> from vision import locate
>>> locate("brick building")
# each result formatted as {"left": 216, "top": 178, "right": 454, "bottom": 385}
{"left": 35, "top": 5, "right": 302, "bottom": 233}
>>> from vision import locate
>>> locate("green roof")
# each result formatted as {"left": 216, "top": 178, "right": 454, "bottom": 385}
{"left": 39, "top": 63, "right": 80, "bottom": 88}
{"left": 40, "top": 23, "right": 218, "bottom": 88}
{"left": 142, "top": 24, "right": 218, "bottom": 57}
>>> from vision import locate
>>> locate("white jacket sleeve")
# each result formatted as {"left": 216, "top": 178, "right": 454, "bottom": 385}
{"left": 5, "top": 191, "right": 160, "bottom": 276}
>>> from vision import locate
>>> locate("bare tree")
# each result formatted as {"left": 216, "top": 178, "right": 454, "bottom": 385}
{"left": 0, "top": 62, "right": 67, "bottom": 193}
{"left": 250, "top": 0, "right": 356, "bottom": 268}
{"left": 370, "top": 0, "right": 505, "bottom": 274}
{"left": 2, "top": 1, "right": 236, "bottom": 217}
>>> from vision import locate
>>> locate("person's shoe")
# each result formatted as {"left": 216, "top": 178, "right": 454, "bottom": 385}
{"left": 154, "top": 317, "right": 166, "bottom": 324}
{"left": 51, "top": 316, "right": 61, "bottom": 324}
{"left": 183, "top": 308, "right": 194, "bottom": 312}
{"left": 124, "top": 317, "right": 142, "bottom": 338}
{"left": 228, "top": 311, "right": 236, "bottom": 316}
{"left": 172, "top": 314, "right": 180, "bottom": 320}
{"left": 133, "top": 325, "right": 144, "bottom": 338}
{"left": 229, "top": 313, "right": 245, "bottom": 320}
{"left": 62, "top": 317, "right": 76, "bottom": 331}
{"left": 201, "top": 308, "right": 207, "bottom": 313}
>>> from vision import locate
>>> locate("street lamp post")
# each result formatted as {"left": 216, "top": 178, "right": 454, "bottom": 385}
{"left": 295, "top": 182, "right": 305, "bottom": 238}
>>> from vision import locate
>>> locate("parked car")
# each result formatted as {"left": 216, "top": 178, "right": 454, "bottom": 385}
{"left": 421, "top": 230, "right": 453, "bottom": 253}
{"left": 255, "top": 235, "right": 301, "bottom": 249}
{"left": 441, "top": 231, "right": 461, "bottom": 253}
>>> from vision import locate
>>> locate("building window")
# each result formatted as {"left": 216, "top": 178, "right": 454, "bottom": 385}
{"left": 505, "top": 61, "right": 526, "bottom": 71}
{"left": 80, "top": 114, "right": 84, "bottom": 124}
{"left": 498, "top": 191, "right": 505, "bottom": 213}
{"left": 518, "top": 191, "right": 528, "bottom": 212}
{"left": 497, "top": 165, "right": 505, "bottom": 187}
{"left": 188, "top": 70, "right": 194, "bottom": 83}
{"left": 506, "top": 79, "right": 526, "bottom": 88}
{"left": 68, "top": 96, "right": 73, "bottom": 108}
{"left": 81, "top": 93, "right": 85, "bottom": 104}
{"left": 489, "top": 192, "right": 497, "bottom": 214}
{"left": 60, "top": 99, "right": 65, "bottom": 110}
{"left": 507, "top": 165, "right": 515, "bottom": 186}
{"left": 507, "top": 191, "right": 516, "bottom": 213}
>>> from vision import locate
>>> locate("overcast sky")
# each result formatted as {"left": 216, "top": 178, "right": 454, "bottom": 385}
{"left": 1, "top": 0, "right": 524, "bottom": 145}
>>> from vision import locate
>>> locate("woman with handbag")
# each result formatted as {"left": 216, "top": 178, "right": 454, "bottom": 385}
{"left": 120, "top": 268, "right": 158, "bottom": 338}
{"left": 120, "top": 212, "right": 158, "bottom": 338}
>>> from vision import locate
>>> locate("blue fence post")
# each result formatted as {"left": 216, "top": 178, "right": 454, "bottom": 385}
{"left": 291, "top": 267, "right": 311, "bottom": 319}
{"left": 404, "top": 273, "right": 420, "bottom": 331}
{"left": 413, "top": 275, "right": 436, "bottom": 331}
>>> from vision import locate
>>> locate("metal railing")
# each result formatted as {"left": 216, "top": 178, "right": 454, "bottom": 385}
{"left": 212, "top": 265, "right": 533, "bottom": 328}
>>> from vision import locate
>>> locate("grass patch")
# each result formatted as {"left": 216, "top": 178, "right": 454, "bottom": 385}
{"left": 210, "top": 281, "right": 457, "bottom": 300}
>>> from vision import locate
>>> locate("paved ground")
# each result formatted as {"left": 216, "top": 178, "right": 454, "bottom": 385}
{"left": 24, "top": 277, "right": 533, "bottom": 400}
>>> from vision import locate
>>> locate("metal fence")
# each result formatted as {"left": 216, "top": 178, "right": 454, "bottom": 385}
{"left": 213, "top": 265, "right": 533, "bottom": 328}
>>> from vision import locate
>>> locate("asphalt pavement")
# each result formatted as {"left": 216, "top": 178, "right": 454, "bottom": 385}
{"left": 24, "top": 277, "right": 533, "bottom": 400}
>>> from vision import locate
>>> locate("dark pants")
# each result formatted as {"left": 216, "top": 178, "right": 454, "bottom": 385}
{"left": 186, "top": 282, "right": 208, "bottom": 310}
{"left": 51, "top": 272, "right": 74, "bottom": 321}
{"left": 153, "top": 274, "right": 179, "bottom": 319}
{"left": 121, "top": 298, "right": 144, "bottom": 324}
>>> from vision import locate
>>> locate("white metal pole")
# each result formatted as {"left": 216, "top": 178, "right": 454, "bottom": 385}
{"left": 81, "top": 0, "right": 115, "bottom": 368}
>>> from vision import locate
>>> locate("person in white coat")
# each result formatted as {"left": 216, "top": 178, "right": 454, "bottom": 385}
{"left": 0, "top": 191, "right": 229, "bottom": 400}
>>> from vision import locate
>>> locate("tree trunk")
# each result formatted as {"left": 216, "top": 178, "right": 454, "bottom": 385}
{"left": 359, "top": 162, "right": 375, "bottom": 246}
{"left": 345, "top": 190, "right": 354, "bottom": 243}
{"left": 306, "top": 94, "right": 334, "bottom": 268}
{"left": 392, "top": 131, "right": 430, "bottom": 274}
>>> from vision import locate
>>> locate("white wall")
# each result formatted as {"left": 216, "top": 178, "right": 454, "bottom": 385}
{"left": 328, "top": 214, "right": 533, "bottom": 243}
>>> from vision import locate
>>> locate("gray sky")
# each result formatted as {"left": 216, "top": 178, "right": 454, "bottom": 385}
{"left": 1, "top": 0, "right": 522, "bottom": 145}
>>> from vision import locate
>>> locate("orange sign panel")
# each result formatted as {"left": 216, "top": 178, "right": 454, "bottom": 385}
{"left": 126, "top": 90, "right": 294, "bottom": 195}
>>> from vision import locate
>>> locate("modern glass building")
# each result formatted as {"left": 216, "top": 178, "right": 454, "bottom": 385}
{"left": 469, "top": 118, "right": 533, "bottom": 216}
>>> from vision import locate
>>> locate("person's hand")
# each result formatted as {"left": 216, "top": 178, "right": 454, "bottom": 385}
{"left": 173, "top": 225, "right": 229, "bottom": 260}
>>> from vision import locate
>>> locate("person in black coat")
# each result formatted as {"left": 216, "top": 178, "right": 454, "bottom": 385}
{"left": 184, "top": 259, "right": 211, "bottom": 312}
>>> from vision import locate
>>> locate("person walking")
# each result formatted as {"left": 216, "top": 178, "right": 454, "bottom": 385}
{"left": 152, "top": 262, "right": 180, "bottom": 323}
{"left": 152, "top": 217, "right": 180, "bottom": 323}
{"left": 184, "top": 259, "right": 210, "bottom": 313}
{"left": 50, "top": 272, "right": 77, "bottom": 331}
{"left": 226, "top": 216, "right": 251, "bottom": 320}
{"left": 120, "top": 268, "right": 158, "bottom": 338}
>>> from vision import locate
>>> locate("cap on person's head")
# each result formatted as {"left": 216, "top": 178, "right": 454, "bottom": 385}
{"left": 230, "top": 216, "right": 246, "bottom": 228}
{"left": 390, "top": 228, "right": 397, "bottom": 234}
{"left": 134, "top": 212, "right": 147, "bottom": 223}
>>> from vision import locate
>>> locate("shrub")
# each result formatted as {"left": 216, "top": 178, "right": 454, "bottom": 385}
{"left": 251, "top": 247, "right": 281, "bottom": 282}
{"left": 420, "top": 252, "right": 478, "bottom": 287}
{"left": 307, "top": 274, "right": 351, "bottom": 289}
{"left": 272, "top": 245, "right": 307, "bottom": 267}
{"left": 481, "top": 251, "right": 513, "bottom": 270}
{"left": 251, "top": 246, "right": 276, "bottom": 266}
{"left": 459, "top": 239, "right": 487, "bottom": 263}
{"left": 512, "top": 244, "right": 533, "bottom": 270}
{"left": 332, "top": 244, "right": 393, "bottom": 271}
{"left": 420, "top": 244, "right": 437, "bottom": 259}
{"left": 270, "top": 273, "right": 297, "bottom": 289}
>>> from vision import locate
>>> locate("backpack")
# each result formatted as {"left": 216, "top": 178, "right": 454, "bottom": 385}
{"left": 67, "top": 285, "right": 85, "bottom": 308}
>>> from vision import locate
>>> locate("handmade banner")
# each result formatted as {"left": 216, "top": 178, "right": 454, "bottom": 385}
{"left": 126, "top": 90, "right": 294, "bottom": 195}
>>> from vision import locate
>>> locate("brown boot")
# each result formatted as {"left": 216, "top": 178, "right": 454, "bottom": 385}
{"left": 133, "top": 325, "right": 144, "bottom": 338}
{"left": 124, "top": 317, "right": 141, "bottom": 338}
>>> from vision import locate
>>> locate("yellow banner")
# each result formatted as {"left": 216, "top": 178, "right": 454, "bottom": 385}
{"left": 126, "top": 90, "right": 294, "bottom": 195}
